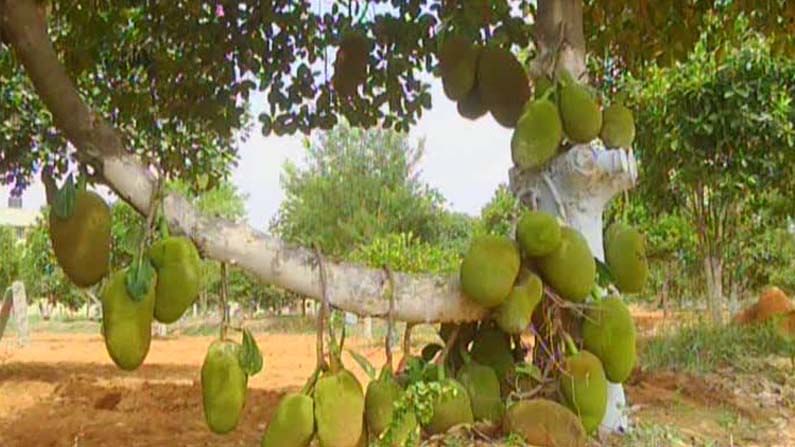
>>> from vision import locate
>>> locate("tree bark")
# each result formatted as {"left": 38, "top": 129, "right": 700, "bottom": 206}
{"left": 704, "top": 255, "right": 724, "bottom": 324}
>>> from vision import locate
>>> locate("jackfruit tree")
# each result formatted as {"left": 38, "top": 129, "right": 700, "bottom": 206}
{"left": 1, "top": 0, "right": 794, "bottom": 443}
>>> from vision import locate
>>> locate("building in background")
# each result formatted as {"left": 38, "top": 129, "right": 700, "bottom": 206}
{"left": 0, "top": 196, "right": 40, "bottom": 241}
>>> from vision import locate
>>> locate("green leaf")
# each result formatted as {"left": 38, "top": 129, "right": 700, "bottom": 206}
{"left": 595, "top": 257, "right": 615, "bottom": 286}
{"left": 515, "top": 362, "right": 543, "bottom": 383}
{"left": 124, "top": 259, "right": 155, "bottom": 302}
{"left": 238, "top": 328, "right": 263, "bottom": 376}
{"left": 347, "top": 348, "right": 376, "bottom": 380}
{"left": 53, "top": 174, "right": 77, "bottom": 220}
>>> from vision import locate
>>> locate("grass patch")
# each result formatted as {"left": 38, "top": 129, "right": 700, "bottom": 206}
{"left": 641, "top": 319, "right": 794, "bottom": 374}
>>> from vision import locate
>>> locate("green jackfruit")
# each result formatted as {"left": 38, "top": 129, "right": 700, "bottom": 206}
{"left": 365, "top": 367, "right": 417, "bottom": 444}
{"left": 49, "top": 190, "right": 111, "bottom": 288}
{"left": 582, "top": 297, "right": 637, "bottom": 383}
{"left": 559, "top": 80, "right": 602, "bottom": 143}
{"left": 600, "top": 103, "right": 635, "bottom": 148}
{"left": 261, "top": 392, "right": 315, "bottom": 447}
{"left": 457, "top": 362, "right": 504, "bottom": 422}
{"left": 425, "top": 378, "right": 474, "bottom": 435}
{"left": 439, "top": 37, "right": 479, "bottom": 101}
{"left": 495, "top": 271, "right": 543, "bottom": 335}
{"left": 333, "top": 32, "right": 370, "bottom": 98}
{"left": 100, "top": 268, "right": 156, "bottom": 371}
{"left": 477, "top": 46, "right": 531, "bottom": 128}
{"left": 511, "top": 99, "right": 563, "bottom": 170}
{"left": 460, "top": 235, "right": 521, "bottom": 308}
{"left": 470, "top": 326, "right": 514, "bottom": 380}
{"left": 147, "top": 236, "right": 202, "bottom": 324}
{"left": 604, "top": 223, "right": 649, "bottom": 294}
{"left": 515, "top": 210, "right": 562, "bottom": 257}
{"left": 201, "top": 340, "right": 248, "bottom": 434}
{"left": 559, "top": 350, "right": 608, "bottom": 434}
{"left": 315, "top": 368, "right": 365, "bottom": 447}
{"left": 537, "top": 227, "right": 595, "bottom": 303}
{"left": 457, "top": 84, "right": 488, "bottom": 120}
{"left": 503, "top": 399, "right": 587, "bottom": 447}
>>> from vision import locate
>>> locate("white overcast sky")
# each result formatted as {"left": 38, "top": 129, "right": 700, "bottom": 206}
{"left": 1, "top": 78, "right": 513, "bottom": 231}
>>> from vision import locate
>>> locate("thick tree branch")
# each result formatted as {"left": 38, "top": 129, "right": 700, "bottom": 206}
{"left": 0, "top": 0, "right": 487, "bottom": 324}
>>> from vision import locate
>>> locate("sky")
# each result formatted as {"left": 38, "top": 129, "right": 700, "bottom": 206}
{"left": 0, "top": 78, "right": 514, "bottom": 232}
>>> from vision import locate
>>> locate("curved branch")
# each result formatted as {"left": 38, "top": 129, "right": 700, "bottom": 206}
{"left": 0, "top": 0, "right": 487, "bottom": 324}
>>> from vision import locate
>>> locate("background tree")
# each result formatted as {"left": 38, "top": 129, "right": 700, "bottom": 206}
{"left": 0, "top": 226, "right": 20, "bottom": 293}
{"left": 625, "top": 18, "right": 795, "bottom": 322}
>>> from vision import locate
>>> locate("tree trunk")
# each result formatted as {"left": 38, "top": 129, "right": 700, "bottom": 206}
{"left": 704, "top": 255, "right": 723, "bottom": 324}
{"left": 512, "top": 0, "right": 637, "bottom": 436}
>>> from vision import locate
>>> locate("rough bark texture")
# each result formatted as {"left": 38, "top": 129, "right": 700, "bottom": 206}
{"left": 705, "top": 255, "right": 724, "bottom": 324}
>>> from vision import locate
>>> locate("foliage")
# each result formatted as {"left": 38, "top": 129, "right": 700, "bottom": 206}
{"left": 271, "top": 123, "right": 452, "bottom": 257}
{"left": 0, "top": 226, "right": 21, "bottom": 292}
{"left": 473, "top": 184, "right": 520, "bottom": 239}
{"left": 641, "top": 320, "right": 793, "bottom": 374}
{"left": 349, "top": 232, "right": 460, "bottom": 275}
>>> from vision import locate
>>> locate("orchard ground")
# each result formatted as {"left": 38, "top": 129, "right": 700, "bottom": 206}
{"left": 1, "top": 308, "right": 795, "bottom": 446}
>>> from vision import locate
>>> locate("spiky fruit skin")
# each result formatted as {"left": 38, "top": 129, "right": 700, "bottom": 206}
{"left": 460, "top": 235, "right": 521, "bottom": 308}
{"left": 477, "top": 46, "right": 531, "bottom": 128}
{"left": 495, "top": 272, "right": 543, "bottom": 335}
{"left": 315, "top": 368, "right": 365, "bottom": 447}
{"left": 365, "top": 367, "right": 399, "bottom": 437}
{"left": 511, "top": 99, "right": 563, "bottom": 170}
{"left": 582, "top": 297, "right": 637, "bottom": 383}
{"left": 515, "top": 210, "right": 562, "bottom": 257}
{"left": 457, "top": 84, "right": 488, "bottom": 120}
{"left": 147, "top": 236, "right": 202, "bottom": 323}
{"left": 559, "top": 81, "right": 602, "bottom": 143}
{"left": 439, "top": 37, "right": 479, "bottom": 101}
{"left": 457, "top": 362, "right": 504, "bottom": 423}
{"left": 49, "top": 190, "right": 110, "bottom": 288}
{"left": 604, "top": 223, "right": 649, "bottom": 294}
{"left": 333, "top": 32, "right": 370, "bottom": 98}
{"left": 537, "top": 227, "right": 595, "bottom": 303}
{"left": 559, "top": 350, "right": 608, "bottom": 434}
{"left": 503, "top": 399, "right": 587, "bottom": 447}
{"left": 600, "top": 103, "right": 635, "bottom": 148}
{"left": 261, "top": 392, "right": 315, "bottom": 447}
{"left": 201, "top": 340, "right": 248, "bottom": 434}
{"left": 470, "top": 326, "right": 514, "bottom": 380}
{"left": 425, "top": 378, "right": 474, "bottom": 435}
{"left": 100, "top": 269, "right": 156, "bottom": 371}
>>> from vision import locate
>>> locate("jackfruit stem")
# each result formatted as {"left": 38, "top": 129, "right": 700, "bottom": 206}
{"left": 301, "top": 367, "right": 322, "bottom": 396}
{"left": 435, "top": 325, "right": 459, "bottom": 381}
{"left": 314, "top": 243, "right": 331, "bottom": 372}
{"left": 219, "top": 262, "right": 229, "bottom": 341}
{"left": 562, "top": 332, "right": 579, "bottom": 357}
{"left": 384, "top": 265, "right": 395, "bottom": 370}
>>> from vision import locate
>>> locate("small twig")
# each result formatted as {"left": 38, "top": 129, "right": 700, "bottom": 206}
{"left": 435, "top": 326, "right": 460, "bottom": 367}
{"left": 541, "top": 172, "right": 567, "bottom": 222}
{"left": 384, "top": 265, "right": 395, "bottom": 370}
{"left": 397, "top": 322, "right": 416, "bottom": 372}
{"left": 219, "top": 262, "right": 229, "bottom": 340}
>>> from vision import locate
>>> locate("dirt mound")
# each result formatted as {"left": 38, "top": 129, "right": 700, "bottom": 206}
{"left": 733, "top": 287, "right": 792, "bottom": 325}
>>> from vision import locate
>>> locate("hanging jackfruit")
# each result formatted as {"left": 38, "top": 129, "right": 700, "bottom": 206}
{"left": 600, "top": 103, "right": 636, "bottom": 148}
{"left": 147, "top": 236, "right": 202, "bottom": 324}
{"left": 604, "top": 223, "right": 649, "bottom": 294}
{"left": 261, "top": 392, "right": 315, "bottom": 447}
{"left": 558, "top": 78, "right": 602, "bottom": 143}
{"left": 439, "top": 36, "right": 480, "bottom": 101}
{"left": 537, "top": 227, "right": 596, "bottom": 302}
{"left": 201, "top": 340, "right": 248, "bottom": 434}
{"left": 457, "top": 84, "right": 489, "bottom": 120}
{"left": 515, "top": 210, "right": 562, "bottom": 257}
{"left": 511, "top": 98, "right": 563, "bottom": 170}
{"left": 314, "top": 368, "right": 365, "bottom": 447}
{"left": 582, "top": 297, "right": 637, "bottom": 383}
{"left": 503, "top": 399, "right": 587, "bottom": 447}
{"left": 425, "top": 378, "right": 474, "bottom": 435}
{"left": 460, "top": 235, "right": 521, "bottom": 308}
{"left": 457, "top": 362, "right": 504, "bottom": 423}
{"left": 365, "top": 366, "right": 417, "bottom": 443}
{"left": 477, "top": 46, "right": 531, "bottom": 128}
{"left": 49, "top": 189, "right": 111, "bottom": 288}
{"left": 100, "top": 268, "right": 156, "bottom": 371}
{"left": 559, "top": 349, "right": 608, "bottom": 434}
{"left": 495, "top": 271, "right": 543, "bottom": 335}
{"left": 470, "top": 326, "right": 514, "bottom": 380}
